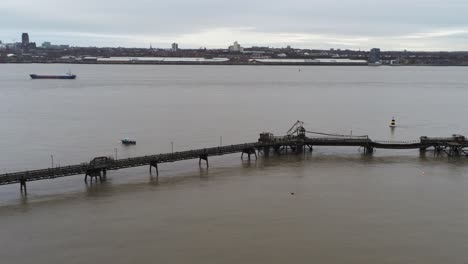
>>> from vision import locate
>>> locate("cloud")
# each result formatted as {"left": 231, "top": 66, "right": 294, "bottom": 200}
{"left": 402, "top": 29, "right": 468, "bottom": 39}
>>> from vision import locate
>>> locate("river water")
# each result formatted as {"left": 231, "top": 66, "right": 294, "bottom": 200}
{"left": 1, "top": 64, "right": 468, "bottom": 263}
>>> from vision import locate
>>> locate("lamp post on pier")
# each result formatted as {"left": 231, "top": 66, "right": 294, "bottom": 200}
{"left": 50, "top": 155, "right": 54, "bottom": 168}
{"left": 171, "top": 142, "right": 174, "bottom": 154}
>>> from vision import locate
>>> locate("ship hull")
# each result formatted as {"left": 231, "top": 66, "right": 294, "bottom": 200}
{"left": 30, "top": 74, "right": 76, "bottom": 79}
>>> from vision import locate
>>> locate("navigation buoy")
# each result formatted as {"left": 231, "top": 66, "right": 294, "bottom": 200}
{"left": 389, "top": 117, "right": 396, "bottom": 128}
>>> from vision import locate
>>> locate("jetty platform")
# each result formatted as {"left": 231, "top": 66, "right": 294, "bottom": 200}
{"left": 2, "top": 121, "right": 468, "bottom": 192}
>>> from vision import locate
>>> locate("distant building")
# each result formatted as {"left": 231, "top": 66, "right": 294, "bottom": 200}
{"left": 369, "top": 48, "right": 381, "bottom": 63}
{"left": 6, "top": 43, "right": 20, "bottom": 50}
{"left": 22, "top": 33, "right": 29, "bottom": 45}
{"left": 82, "top": 56, "right": 98, "bottom": 62}
{"left": 171, "top": 43, "right": 178, "bottom": 52}
{"left": 229, "top": 41, "right": 243, "bottom": 52}
{"left": 42, "top": 42, "right": 51, "bottom": 48}
{"left": 20, "top": 33, "right": 36, "bottom": 50}
{"left": 40, "top": 42, "right": 69, "bottom": 49}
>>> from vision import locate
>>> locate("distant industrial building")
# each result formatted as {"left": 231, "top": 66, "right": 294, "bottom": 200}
{"left": 41, "top": 42, "right": 51, "bottom": 48}
{"left": 171, "top": 43, "right": 179, "bottom": 52}
{"left": 41, "top": 41, "right": 69, "bottom": 49}
{"left": 97, "top": 57, "right": 230, "bottom": 63}
{"left": 229, "top": 41, "right": 244, "bottom": 52}
{"left": 249, "top": 58, "right": 368, "bottom": 65}
{"left": 369, "top": 48, "right": 381, "bottom": 63}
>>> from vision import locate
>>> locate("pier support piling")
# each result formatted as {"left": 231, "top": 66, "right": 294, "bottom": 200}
{"left": 289, "top": 145, "right": 296, "bottom": 153}
{"left": 241, "top": 148, "right": 257, "bottom": 160}
{"left": 84, "top": 169, "right": 103, "bottom": 183}
{"left": 263, "top": 146, "right": 270, "bottom": 157}
{"left": 273, "top": 146, "right": 281, "bottom": 154}
{"left": 364, "top": 146, "right": 374, "bottom": 154}
{"left": 101, "top": 169, "right": 107, "bottom": 182}
{"left": 199, "top": 154, "right": 209, "bottom": 168}
{"left": 448, "top": 146, "right": 462, "bottom": 157}
{"left": 295, "top": 144, "right": 304, "bottom": 155}
{"left": 149, "top": 161, "right": 159, "bottom": 176}
{"left": 19, "top": 176, "right": 27, "bottom": 194}
{"left": 434, "top": 146, "right": 444, "bottom": 156}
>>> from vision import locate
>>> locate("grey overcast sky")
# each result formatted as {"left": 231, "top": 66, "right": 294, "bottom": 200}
{"left": 2, "top": 0, "right": 468, "bottom": 50}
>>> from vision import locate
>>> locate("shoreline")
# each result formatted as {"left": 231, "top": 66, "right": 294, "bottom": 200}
{"left": 1, "top": 61, "right": 468, "bottom": 66}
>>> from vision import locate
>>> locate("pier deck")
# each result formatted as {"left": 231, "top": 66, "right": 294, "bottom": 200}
{"left": 2, "top": 127, "right": 468, "bottom": 189}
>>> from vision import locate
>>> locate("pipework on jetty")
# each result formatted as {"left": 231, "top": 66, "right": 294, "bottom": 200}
{"left": 2, "top": 121, "right": 468, "bottom": 194}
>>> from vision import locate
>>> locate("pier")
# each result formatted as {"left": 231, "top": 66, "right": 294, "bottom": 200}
{"left": 2, "top": 121, "right": 468, "bottom": 192}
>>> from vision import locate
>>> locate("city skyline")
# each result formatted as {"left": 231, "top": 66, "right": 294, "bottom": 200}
{"left": 2, "top": 0, "right": 468, "bottom": 51}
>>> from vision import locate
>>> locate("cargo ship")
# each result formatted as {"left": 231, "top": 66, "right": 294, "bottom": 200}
{"left": 30, "top": 71, "right": 76, "bottom": 79}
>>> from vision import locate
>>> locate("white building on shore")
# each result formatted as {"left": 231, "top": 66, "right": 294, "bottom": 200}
{"left": 228, "top": 41, "right": 243, "bottom": 52}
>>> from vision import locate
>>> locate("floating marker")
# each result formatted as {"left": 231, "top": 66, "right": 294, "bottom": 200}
{"left": 389, "top": 117, "right": 396, "bottom": 128}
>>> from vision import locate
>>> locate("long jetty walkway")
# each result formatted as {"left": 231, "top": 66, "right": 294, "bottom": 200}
{"left": 2, "top": 121, "right": 468, "bottom": 192}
